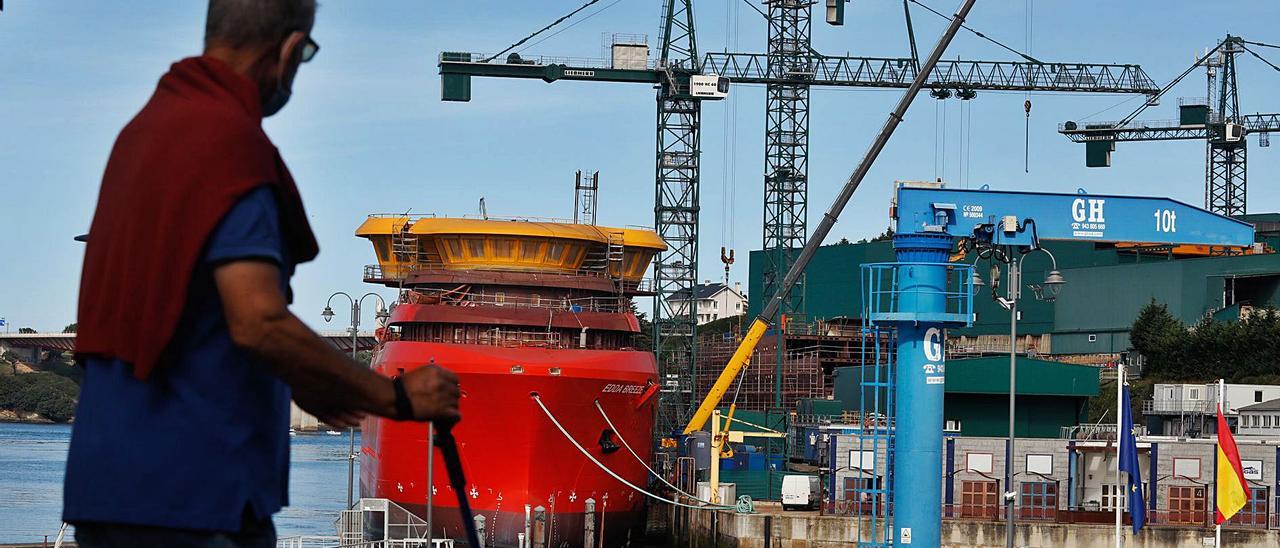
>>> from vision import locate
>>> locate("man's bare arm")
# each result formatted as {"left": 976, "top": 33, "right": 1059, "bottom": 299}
{"left": 214, "top": 260, "right": 460, "bottom": 426}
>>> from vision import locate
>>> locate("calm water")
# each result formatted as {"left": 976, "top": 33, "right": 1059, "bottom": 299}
{"left": 0, "top": 422, "right": 359, "bottom": 544}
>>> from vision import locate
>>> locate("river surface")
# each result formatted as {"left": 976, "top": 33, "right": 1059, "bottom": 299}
{"left": 0, "top": 422, "right": 358, "bottom": 544}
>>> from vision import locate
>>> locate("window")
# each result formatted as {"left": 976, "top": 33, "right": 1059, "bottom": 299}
{"left": 959, "top": 480, "right": 999, "bottom": 519}
{"left": 1088, "top": 334, "right": 1098, "bottom": 343}
{"left": 713, "top": 300, "right": 718, "bottom": 309}
{"left": 1267, "top": 416, "right": 1273, "bottom": 428}
{"left": 944, "top": 420, "right": 961, "bottom": 433}
{"left": 444, "top": 238, "right": 463, "bottom": 259}
{"left": 736, "top": 302, "right": 741, "bottom": 310}
{"left": 464, "top": 238, "right": 486, "bottom": 258}
{"left": 490, "top": 238, "right": 515, "bottom": 259}
{"left": 1167, "top": 486, "right": 1206, "bottom": 525}
{"left": 545, "top": 242, "right": 567, "bottom": 264}
{"left": 1188, "top": 387, "right": 1202, "bottom": 400}
{"left": 520, "top": 240, "right": 543, "bottom": 261}
{"left": 1230, "top": 487, "right": 1269, "bottom": 528}
{"left": 1019, "top": 482, "right": 1057, "bottom": 520}
{"left": 1256, "top": 390, "right": 1264, "bottom": 403}
{"left": 1102, "top": 484, "right": 1128, "bottom": 512}
{"left": 373, "top": 237, "right": 391, "bottom": 261}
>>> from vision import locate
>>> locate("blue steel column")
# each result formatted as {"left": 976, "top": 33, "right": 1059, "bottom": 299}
{"left": 890, "top": 233, "right": 953, "bottom": 547}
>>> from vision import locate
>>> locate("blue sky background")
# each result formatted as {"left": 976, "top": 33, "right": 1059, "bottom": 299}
{"left": 2, "top": 1, "right": 1279, "bottom": 332}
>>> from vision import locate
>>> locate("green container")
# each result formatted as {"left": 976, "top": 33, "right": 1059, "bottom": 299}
{"left": 1085, "top": 140, "right": 1114, "bottom": 167}
{"left": 1180, "top": 104, "right": 1209, "bottom": 126}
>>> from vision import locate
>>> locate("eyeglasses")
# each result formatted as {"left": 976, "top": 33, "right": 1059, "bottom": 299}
{"left": 300, "top": 35, "right": 319, "bottom": 63}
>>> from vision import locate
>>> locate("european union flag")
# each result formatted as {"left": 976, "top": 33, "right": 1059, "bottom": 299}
{"left": 1119, "top": 383, "right": 1146, "bottom": 533}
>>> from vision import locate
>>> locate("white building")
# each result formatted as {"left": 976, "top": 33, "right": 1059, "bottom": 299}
{"left": 1237, "top": 398, "right": 1280, "bottom": 437}
{"left": 1145, "top": 382, "right": 1280, "bottom": 437}
{"left": 668, "top": 281, "right": 747, "bottom": 325}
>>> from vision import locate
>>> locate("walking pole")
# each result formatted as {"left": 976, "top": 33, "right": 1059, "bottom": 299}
{"left": 427, "top": 422, "right": 435, "bottom": 546}
{"left": 437, "top": 422, "right": 482, "bottom": 548}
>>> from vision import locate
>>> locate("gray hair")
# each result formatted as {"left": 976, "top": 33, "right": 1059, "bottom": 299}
{"left": 205, "top": 0, "right": 317, "bottom": 49}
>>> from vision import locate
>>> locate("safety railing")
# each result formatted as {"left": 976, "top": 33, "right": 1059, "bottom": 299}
{"left": 941, "top": 503, "right": 1003, "bottom": 521}
{"left": 861, "top": 262, "right": 974, "bottom": 326}
{"left": 1059, "top": 423, "right": 1148, "bottom": 440}
{"left": 400, "top": 287, "right": 628, "bottom": 314}
{"left": 1142, "top": 399, "right": 1216, "bottom": 414}
{"left": 439, "top": 51, "right": 658, "bottom": 71}
{"left": 275, "top": 536, "right": 341, "bottom": 548}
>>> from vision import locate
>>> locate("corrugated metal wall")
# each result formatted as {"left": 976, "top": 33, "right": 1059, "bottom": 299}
{"left": 748, "top": 240, "right": 1280, "bottom": 355}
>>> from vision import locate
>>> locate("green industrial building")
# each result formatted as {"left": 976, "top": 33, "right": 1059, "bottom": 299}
{"left": 748, "top": 221, "right": 1280, "bottom": 357}
{"left": 833, "top": 356, "right": 1101, "bottom": 438}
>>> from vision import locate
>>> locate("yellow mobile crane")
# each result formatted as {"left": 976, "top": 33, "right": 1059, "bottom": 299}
{"left": 682, "top": 0, "right": 978, "bottom": 436}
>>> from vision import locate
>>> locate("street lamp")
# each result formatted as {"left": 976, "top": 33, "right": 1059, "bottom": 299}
{"left": 322, "top": 291, "right": 390, "bottom": 510}
{"left": 974, "top": 243, "right": 1064, "bottom": 548}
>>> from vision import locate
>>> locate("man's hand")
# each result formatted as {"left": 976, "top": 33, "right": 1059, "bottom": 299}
{"left": 401, "top": 365, "right": 461, "bottom": 424}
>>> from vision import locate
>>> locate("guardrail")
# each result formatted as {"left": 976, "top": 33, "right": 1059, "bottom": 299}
{"left": 1143, "top": 399, "right": 1215, "bottom": 414}
{"left": 402, "top": 287, "right": 628, "bottom": 314}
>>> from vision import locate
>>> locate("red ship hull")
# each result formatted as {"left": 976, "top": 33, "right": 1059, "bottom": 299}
{"left": 361, "top": 341, "right": 658, "bottom": 547}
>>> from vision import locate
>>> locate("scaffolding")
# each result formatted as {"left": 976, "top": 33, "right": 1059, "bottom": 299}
{"left": 693, "top": 325, "right": 896, "bottom": 412}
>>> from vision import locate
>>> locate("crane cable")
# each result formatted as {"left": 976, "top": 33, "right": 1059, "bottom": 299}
{"left": 1023, "top": 0, "right": 1032, "bottom": 173}
{"left": 907, "top": 0, "right": 1041, "bottom": 64}
{"left": 1112, "top": 42, "right": 1226, "bottom": 129}
{"left": 533, "top": 394, "right": 737, "bottom": 511}
{"left": 1241, "top": 45, "right": 1280, "bottom": 75}
{"left": 481, "top": 0, "right": 623, "bottom": 62}
{"left": 592, "top": 400, "right": 711, "bottom": 504}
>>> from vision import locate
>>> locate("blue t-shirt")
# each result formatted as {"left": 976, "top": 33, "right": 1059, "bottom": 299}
{"left": 64, "top": 187, "right": 295, "bottom": 532}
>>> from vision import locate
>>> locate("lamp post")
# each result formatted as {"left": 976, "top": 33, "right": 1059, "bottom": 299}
{"left": 323, "top": 291, "right": 390, "bottom": 510}
{"left": 974, "top": 245, "right": 1064, "bottom": 548}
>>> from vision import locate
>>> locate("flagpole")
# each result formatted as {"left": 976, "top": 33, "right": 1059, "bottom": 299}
{"left": 1216, "top": 378, "right": 1224, "bottom": 548}
{"left": 1115, "top": 361, "right": 1124, "bottom": 548}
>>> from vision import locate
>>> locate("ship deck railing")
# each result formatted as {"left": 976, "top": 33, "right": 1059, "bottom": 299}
{"left": 366, "top": 212, "right": 658, "bottom": 229}
{"left": 399, "top": 286, "right": 635, "bottom": 314}
{"left": 366, "top": 264, "right": 654, "bottom": 292}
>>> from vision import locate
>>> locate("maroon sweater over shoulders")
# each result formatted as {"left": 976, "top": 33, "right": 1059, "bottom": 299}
{"left": 76, "top": 56, "right": 319, "bottom": 379}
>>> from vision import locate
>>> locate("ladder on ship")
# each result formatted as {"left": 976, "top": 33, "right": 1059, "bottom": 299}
{"left": 606, "top": 230, "right": 627, "bottom": 304}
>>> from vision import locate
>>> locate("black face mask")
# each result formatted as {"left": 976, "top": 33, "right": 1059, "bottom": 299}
{"left": 262, "top": 78, "right": 291, "bottom": 117}
{"left": 262, "top": 43, "right": 298, "bottom": 117}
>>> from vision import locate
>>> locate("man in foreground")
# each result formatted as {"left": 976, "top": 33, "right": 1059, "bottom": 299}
{"left": 64, "top": 2, "right": 458, "bottom": 546}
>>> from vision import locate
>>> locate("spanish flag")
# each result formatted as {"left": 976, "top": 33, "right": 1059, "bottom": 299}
{"left": 1214, "top": 405, "right": 1249, "bottom": 524}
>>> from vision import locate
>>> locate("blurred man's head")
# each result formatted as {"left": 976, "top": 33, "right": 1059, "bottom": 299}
{"left": 204, "top": 0, "right": 318, "bottom": 116}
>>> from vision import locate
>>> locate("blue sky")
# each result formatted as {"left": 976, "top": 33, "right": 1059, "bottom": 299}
{"left": 2, "top": 1, "right": 1279, "bottom": 332}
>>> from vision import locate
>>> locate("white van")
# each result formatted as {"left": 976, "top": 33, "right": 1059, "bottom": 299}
{"left": 780, "top": 475, "right": 820, "bottom": 510}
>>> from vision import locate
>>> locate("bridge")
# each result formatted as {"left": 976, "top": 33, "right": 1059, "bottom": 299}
{"left": 0, "top": 330, "right": 378, "bottom": 361}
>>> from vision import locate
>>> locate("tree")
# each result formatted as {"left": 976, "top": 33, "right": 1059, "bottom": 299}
{"left": 1129, "top": 300, "right": 1187, "bottom": 379}
{"left": 18, "top": 327, "right": 36, "bottom": 334}
{"left": 62, "top": 323, "right": 77, "bottom": 333}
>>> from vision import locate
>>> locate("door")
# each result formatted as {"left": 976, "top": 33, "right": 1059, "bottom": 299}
{"left": 960, "top": 480, "right": 1000, "bottom": 519}
{"left": 1167, "top": 486, "right": 1206, "bottom": 525}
